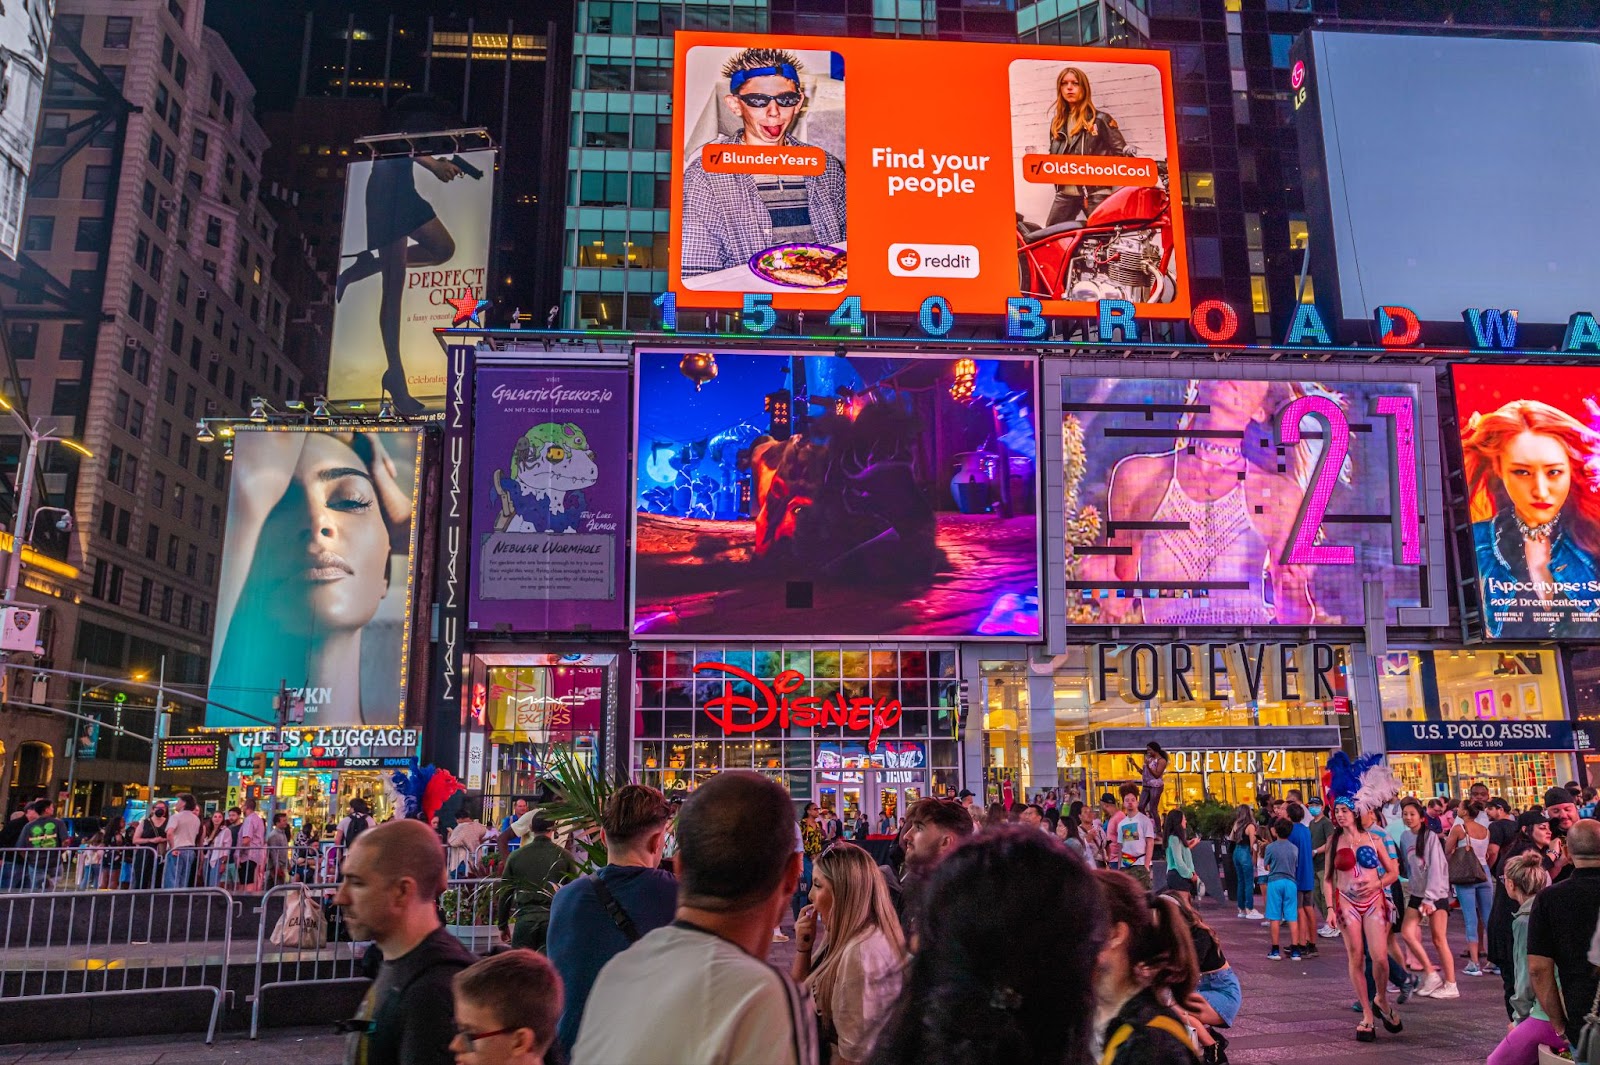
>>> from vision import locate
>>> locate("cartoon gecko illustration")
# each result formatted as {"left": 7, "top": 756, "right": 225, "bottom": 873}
{"left": 492, "top": 422, "right": 599, "bottom": 534}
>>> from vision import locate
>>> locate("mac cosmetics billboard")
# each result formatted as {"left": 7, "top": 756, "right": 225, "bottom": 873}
{"left": 633, "top": 349, "right": 1041, "bottom": 639}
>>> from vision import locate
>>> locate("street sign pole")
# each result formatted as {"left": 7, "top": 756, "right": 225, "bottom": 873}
{"left": 144, "top": 656, "right": 166, "bottom": 803}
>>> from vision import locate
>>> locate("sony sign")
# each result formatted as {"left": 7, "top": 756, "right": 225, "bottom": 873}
{"left": 1090, "top": 642, "right": 1342, "bottom": 705}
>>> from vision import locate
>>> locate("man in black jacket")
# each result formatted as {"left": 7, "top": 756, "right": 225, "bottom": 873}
{"left": 336, "top": 818, "right": 475, "bottom": 1065}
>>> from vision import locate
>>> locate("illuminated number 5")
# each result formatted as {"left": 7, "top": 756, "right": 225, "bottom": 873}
{"left": 1375, "top": 395, "right": 1423, "bottom": 565}
{"left": 1278, "top": 395, "right": 1354, "bottom": 565}
{"left": 742, "top": 293, "right": 777, "bottom": 333}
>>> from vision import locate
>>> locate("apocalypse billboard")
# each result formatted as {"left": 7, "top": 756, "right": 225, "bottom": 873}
{"left": 207, "top": 428, "right": 424, "bottom": 729}
{"left": 669, "top": 32, "right": 1190, "bottom": 318}
{"left": 1453, "top": 365, "right": 1600, "bottom": 639}
{"left": 1296, "top": 31, "right": 1600, "bottom": 328}
{"left": 327, "top": 147, "right": 496, "bottom": 413}
{"left": 471, "top": 365, "right": 630, "bottom": 632}
{"left": 0, "top": 0, "right": 54, "bottom": 260}
{"left": 633, "top": 349, "right": 1041, "bottom": 639}
{"left": 1058, "top": 365, "right": 1444, "bottom": 626}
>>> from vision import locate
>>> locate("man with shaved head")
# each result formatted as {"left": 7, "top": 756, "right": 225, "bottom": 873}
{"left": 336, "top": 818, "right": 476, "bottom": 1065}
{"left": 1528, "top": 818, "right": 1600, "bottom": 1047}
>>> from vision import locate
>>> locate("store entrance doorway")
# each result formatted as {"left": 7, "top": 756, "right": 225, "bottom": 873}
{"left": 818, "top": 740, "right": 929, "bottom": 834}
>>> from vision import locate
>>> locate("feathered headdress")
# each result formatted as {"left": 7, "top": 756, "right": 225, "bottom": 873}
{"left": 1325, "top": 751, "right": 1399, "bottom": 814}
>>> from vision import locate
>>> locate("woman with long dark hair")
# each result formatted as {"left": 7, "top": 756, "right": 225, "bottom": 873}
{"left": 1399, "top": 797, "right": 1457, "bottom": 999}
{"left": 1227, "top": 805, "right": 1261, "bottom": 920}
{"left": 793, "top": 842, "right": 907, "bottom": 1064}
{"left": 1163, "top": 808, "right": 1200, "bottom": 897}
{"left": 869, "top": 827, "right": 1104, "bottom": 1065}
{"left": 1058, "top": 800, "right": 1086, "bottom": 859}
{"left": 1326, "top": 799, "right": 1402, "bottom": 1041}
{"left": 1044, "top": 66, "right": 1137, "bottom": 226}
{"left": 984, "top": 802, "right": 1009, "bottom": 829}
{"left": 1096, "top": 870, "right": 1200, "bottom": 1065}
{"left": 1160, "top": 889, "right": 1240, "bottom": 1065}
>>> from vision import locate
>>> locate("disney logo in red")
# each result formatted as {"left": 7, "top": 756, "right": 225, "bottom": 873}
{"left": 698, "top": 663, "right": 903, "bottom": 751}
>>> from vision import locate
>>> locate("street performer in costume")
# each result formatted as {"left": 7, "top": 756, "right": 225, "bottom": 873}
{"left": 1323, "top": 752, "right": 1402, "bottom": 1045}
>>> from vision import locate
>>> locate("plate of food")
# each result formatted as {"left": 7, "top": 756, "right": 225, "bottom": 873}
{"left": 749, "top": 243, "right": 848, "bottom": 289}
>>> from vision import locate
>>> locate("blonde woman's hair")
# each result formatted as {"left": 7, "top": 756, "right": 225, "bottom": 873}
{"left": 807, "top": 843, "right": 907, "bottom": 1025}
{"left": 1504, "top": 851, "right": 1551, "bottom": 900}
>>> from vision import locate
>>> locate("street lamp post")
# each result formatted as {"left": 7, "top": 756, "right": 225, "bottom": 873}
{"left": 0, "top": 395, "right": 92, "bottom": 603}
{"left": 144, "top": 656, "right": 167, "bottom": 804}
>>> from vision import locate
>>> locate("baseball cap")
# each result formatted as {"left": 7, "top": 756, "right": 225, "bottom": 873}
{"left": 1518, "top": 810, "right": 1549, "bottom": 830}
{"left": 957, "top": 789, "right": 974, "bottom": 800}
{"left": 1487, "top": 797, "right": 1512, "bottom": 813}
{"left": 1100, "top": 792, "right": 1117, "bottom": 804}
{"left": 1545, "top": 786, "right": 1577, "bottom": 808}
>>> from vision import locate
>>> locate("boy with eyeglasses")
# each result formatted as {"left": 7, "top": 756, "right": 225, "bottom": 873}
{"left": 450, "top": 951, "right": 564, "bottom": 1065}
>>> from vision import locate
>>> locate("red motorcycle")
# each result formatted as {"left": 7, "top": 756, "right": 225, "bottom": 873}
{"left": 1016, "top": 177, "right": 1177, "bottom": 305}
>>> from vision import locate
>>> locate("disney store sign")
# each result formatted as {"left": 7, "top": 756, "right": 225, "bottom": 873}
{"left": 698, "top": 663, "right": 902, "bottom": 751}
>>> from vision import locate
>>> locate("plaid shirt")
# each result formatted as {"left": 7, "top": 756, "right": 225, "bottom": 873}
{"left": 680, "top": 133, "right": 847, "bottom": 276}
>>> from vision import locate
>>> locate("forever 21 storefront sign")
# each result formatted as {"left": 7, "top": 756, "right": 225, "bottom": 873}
{"left": 1383, "top": 720, "right": 1576, "bottom": 753}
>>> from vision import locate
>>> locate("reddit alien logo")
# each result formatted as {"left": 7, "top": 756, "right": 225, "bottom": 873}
{"left": 897, "top": 248, "right": 921, "bottom": 271}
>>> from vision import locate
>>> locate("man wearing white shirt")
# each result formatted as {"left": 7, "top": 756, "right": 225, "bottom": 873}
{"left": 163, "top": 793, "right": 202, "bottom": 888}
{"left": 574, "top": 771, "right": 818, "bottom": 1065}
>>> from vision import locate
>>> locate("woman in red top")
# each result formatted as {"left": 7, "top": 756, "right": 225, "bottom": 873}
{"left": 1325, "top": 799, "right": 1401, "bottom": 1042}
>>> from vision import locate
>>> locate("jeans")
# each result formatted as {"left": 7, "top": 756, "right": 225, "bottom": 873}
{"left": 1363, "top": 942, "right": 1407, "bottom": 1003}
{"left": 1232, "top": 845, "right": 1255, "bottom": 911}
{"left": 164, "top": 851, "right": 195, "bottom": 889}
{"left": 1456, "top": 880, "right": 1494, "bottom": 946}
{"left": 792, "top": 855, "right": 813, "bottom": 919}
{"left": 1198, "top": 967, "right": 1243, "bottom": 1027}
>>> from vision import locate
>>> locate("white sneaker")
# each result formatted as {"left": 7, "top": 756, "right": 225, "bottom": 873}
{"left": 1318, "top": 926, "right": 1342, "bottom": 939}
{"left": 1431, "top": 982, "right": 1460, "bottom": 1000}
{"left": 1245, "top": 909, "right": 1264, "bottom": 920}
{"left": 1237, "top": 910, "right": 1248, "bottom": 919}
{"left": 772, "top": 928, "right": 789, "bottom": 942}
{"left": 1414, "top": 972, "right": 1443, "bottom": 998}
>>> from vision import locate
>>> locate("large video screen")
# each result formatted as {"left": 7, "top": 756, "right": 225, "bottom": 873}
{"left": 1300, "top": 31, "right": 1600, "bottom": 326}
{"left": 1062, "top": 372, "right": 1434, "bottom": 626}
{"left": 470, "top": 365, "right": 630, "bottom": 633}
{"left": 327, "top": 148, "right": 495, "bottom": 413}
{"left": 208, "top": 429, "right": 424, "bottom": 729}
{"left": 669, "top": 32, "right": 1190, "bottom": 318}
{"left": 633, "top": 349, "right": 1041, "bottom": 639}
{"left": 1453, "top": 365, "right": 1600, "bottom": 639}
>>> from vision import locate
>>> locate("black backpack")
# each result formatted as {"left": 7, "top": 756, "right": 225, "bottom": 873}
{"left": 344, "top": 813, "right": 372, "bottom": 849}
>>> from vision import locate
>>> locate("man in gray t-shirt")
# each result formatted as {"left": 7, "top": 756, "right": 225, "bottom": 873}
{"left": 1263, "top": 819, "right": 1301, "bottom": 960}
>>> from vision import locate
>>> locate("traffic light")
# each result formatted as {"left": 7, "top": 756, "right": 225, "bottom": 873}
{"left": 252, "top": 752, "right": 267, "bottom": 776}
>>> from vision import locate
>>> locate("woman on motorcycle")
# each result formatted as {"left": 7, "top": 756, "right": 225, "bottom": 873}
{"left": 1046, "top": 66, "right": 1138, "bottom": 226}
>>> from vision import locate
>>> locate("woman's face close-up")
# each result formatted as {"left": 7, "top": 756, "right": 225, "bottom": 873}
{"left": 809, "top": 871, "right": 834, "bottom": 923}
{"left": 1195, "top": 379, "right": 1270, "bottom": 428}
{"left": 262, "top": 434, "right": 392, "bottom": 635}
{"left": 1500, "top": 429, "right": 1571, "bottom": 527}
{"left": 1059, "top": 71, "right": 1084, "bottom": 104}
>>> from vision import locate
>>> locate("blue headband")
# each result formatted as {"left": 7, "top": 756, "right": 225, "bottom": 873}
{"left": 1334, "top": 796, "right": 1358, "bottom": 811}
{"left": 729, "top": 64, "right": 800, "bottom": 94}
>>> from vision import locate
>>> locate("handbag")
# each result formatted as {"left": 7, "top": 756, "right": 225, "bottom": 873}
{"left": 1448, "top": 841, "right": 1487, "bottom": 886}
{"left": 270, "top": 885, "right": 328, "bottom": 950}
{"left": 1572, "top": 977, "right": 1600, "bottom": 1065}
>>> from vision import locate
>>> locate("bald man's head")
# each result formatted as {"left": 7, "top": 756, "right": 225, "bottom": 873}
{"left": 1568, "top": 818, "right": 1600, "bottom": 865}
{"left": 350, "top": 818, "right": 448, "bottom": 901}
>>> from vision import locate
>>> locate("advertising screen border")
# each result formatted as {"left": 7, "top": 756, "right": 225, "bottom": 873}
{"left": 667, "top": 31, "right": 1191, "bottom": 320}
{"left": 206, "top": 426, "right": 427, "bottom": 730}
{"left": 628, "top": 344, "right": 1045, "bottom": 642}
{"left": 1039, "top": 357, "right": 1450, "bottom": 646}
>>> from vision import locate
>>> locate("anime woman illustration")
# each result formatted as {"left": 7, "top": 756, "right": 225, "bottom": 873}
{"left": 1084, "top": 379, "right": 1349, "bottom": 625}
{"left": 1461, "top": 398, "right": 1600, "bottom": 637}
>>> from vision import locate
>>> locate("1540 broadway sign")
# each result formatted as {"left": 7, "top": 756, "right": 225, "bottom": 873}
{"left": 698, "top": 663, "right": 902, "bottom": 750}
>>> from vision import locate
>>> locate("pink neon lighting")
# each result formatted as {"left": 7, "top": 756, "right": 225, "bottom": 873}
{"left": 1279, "top": 395, "right": 1355, "bottom": 565}
{"left": 1375, "top": 395, "right": 1423, "bottom": 565}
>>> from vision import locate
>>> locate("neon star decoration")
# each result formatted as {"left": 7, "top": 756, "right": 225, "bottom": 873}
{"left": 446, "top": 293, "right": 492, "bottom": 327}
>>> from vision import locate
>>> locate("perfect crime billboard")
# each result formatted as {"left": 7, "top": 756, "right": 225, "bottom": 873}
{"left": 1059, "top": 365, "right": 1444, "bottom": 627}
{"left": 208, "top": 428, "right": 424, "bottom": 729}
{"left": 471, "top": 365, "right": 630, "bottom": 632}
{"left": 1453, "top": 365, "right": 1600, "bottom": 639}
{"left": 327, "top": 147, "right": 495, "bottom": 413}
{"left": 669, "top": 32, "right": 1190, "bottom": 318}
{"left": 633, "top": 349, "right": 1041, "bottom": 639}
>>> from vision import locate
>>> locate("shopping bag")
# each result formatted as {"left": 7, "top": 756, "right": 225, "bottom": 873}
{"left": 270, "top": 885, "right": 328, "bottom": 950}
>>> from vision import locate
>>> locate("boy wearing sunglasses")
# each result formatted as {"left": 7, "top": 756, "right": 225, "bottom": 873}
{"left": 681, "top": 47, "right": 847, "bottom": 277}
{"left": 450, "top": 951, "right": 564, "bottom": 1065}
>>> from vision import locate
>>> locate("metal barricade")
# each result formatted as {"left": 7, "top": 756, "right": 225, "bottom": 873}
{"left": 249, "top": 881, "right": 367, "bottom": 1038}
{"left": 0, "top": 887, "right": 235, "bottom": 1042}
{"left": 0, "top": 845, "right": 162, "bottom": 893}
{"left": 440, "top": 877, "right": 501, "bottom": 954}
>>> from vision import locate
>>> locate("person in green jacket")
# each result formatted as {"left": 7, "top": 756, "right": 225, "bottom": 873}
{"left": 497, "top": 816, "right": 578, "bottom": 951}
{"left": 1491, "top": 851, "right": 1567, "bottom": 1064}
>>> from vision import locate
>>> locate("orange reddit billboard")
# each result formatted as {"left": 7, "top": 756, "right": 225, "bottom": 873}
{"left": 670, "top": 33, "right": 1190, "bottom": 318}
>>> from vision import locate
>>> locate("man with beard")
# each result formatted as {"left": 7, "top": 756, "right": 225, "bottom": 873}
{"left": 1543, "top": 786, "right": 1581, "bottom": 884}
{"left": 891, "top": 797, "right": 976, "bottom": 942}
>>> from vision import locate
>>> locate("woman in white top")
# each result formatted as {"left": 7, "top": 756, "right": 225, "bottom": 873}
{"left": 1444, "top": 797, "right": 1497, "bottom": 976}
{"left": 793, "top": 842, "right": 907, "bottom": 1064}
{"left": 1399, "top": 798, "right": 1458, "bottom": 999}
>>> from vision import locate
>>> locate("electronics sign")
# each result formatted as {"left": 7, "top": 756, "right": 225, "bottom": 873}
{"left": 1059, "top": 365, "right": 1442, "bottom": 626}
{"left": 1453, "top": 365, "right": 1600, "bottom": 639}
{"left": 633, "top": 349, "right": 1041, "bottom": 639}
{"left": 669, "top": 32, "right": 1190, "bottom": 318}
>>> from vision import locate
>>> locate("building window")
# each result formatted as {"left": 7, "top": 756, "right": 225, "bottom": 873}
{"left": 166, "top": 534, "right": 179, "bottom": 568}
{"left": 39, "top": 113, "right": 68, "bottom": 147}
{"left": 585, "top": 62, "right": 632, "bottom": 91}
{"left": 1181, "top": 171, "right": 1216, "bottom": 209}
{"left": 139, "top": 577, "right": 153, "bottom": 614}
{"left": 74, "top": 217, "right": 105, "bottom": 252}
{"left": 1250, "top": 275, "right": 1270, "bottom": 314}
{"left": 151, "top": 471, "right": 166, "bottom": 509}
{"left": 103, "top": 16, "right": 133, "bottom": 49}
{"left": 22, "top": 216, "right": 52, "bottom": 251}
{"left": 51, "top": 380, "right": 81, "bottom": 417}
{"left": 144, "top": 523, "right": 159, "bottom": 560}
{"left": 83, "top": 165, "right": 114, "bottom": 200}
{"left": 190, "top": 129, "right": 208, "bottom": 161}
{"left": 204, "top": 216, "right": 222, "bottom": 247}
{"left": 8, "top": 323, "right": 37, "bottom": 358}
{"left": 177, "top": 434, "right": 191, "bottom": 468}
{"left": 1270, "top": 34, "right": 1295, "bottom": 69}
{"left": 184, "top": 544, "right": 196, "bottom": 578}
